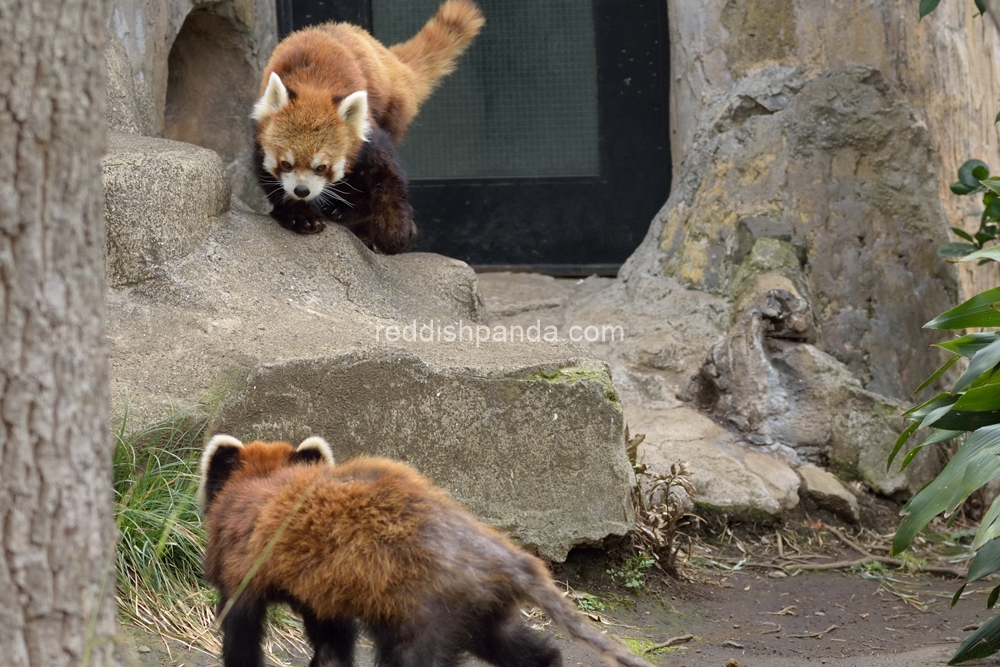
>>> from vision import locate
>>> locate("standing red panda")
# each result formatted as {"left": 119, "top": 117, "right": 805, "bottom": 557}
{"left": 198, "top": 435, "right": 656, "bottom": 667}
{"left": 252, "top": 1, "right": 484, "bottom": 252}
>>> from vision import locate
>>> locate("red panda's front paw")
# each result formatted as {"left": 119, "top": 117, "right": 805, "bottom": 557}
{"left": 272, "top": 210, "right": 328, "bottom": 234}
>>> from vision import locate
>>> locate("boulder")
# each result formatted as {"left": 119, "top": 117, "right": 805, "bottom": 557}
{"left": 629, "top": 403, "right": 790, "bottom": 519}
{"left": 106, "top": 176, "right": 633, "bottom": 560}
{"left": 623, "top": 67, "right": 957, "bottom": 401}
{"left": 683, "top": 290, "right": 937, "bottom": 495}
{"left": 104, "top": 30, "right": 145, "bottom": 135}
{"left": 103, "top": 133, "right": 230, "bottom": 286}
{"left": 799, "top": 464, "right": 860, "bottom": 523}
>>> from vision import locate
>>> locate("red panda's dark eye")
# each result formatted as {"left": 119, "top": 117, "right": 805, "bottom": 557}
{"left": 315, "top": 164, "right": 327, "bottom": 174}
{"left": 280, "top": 161, "right": 293, "bottom": 172}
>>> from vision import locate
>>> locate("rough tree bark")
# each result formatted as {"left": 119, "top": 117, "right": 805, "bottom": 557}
{"left": 0, "top": 0, "right": 116, "bottom": 665}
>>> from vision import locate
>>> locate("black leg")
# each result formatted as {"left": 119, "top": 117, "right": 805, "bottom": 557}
{"left": 469, "top": 615, "right": 562, "bottom": 667}
{"left": 371, "top": 622, "right": 461, "bottom": 667}
{"left": 320, "top": 126, "right": 416, "bottom": 254}
{"left": 218, "top": 594, "right": 267, "bottom": 667}
{"left": 301, "top": 609, "right": 358, "bottom": 667}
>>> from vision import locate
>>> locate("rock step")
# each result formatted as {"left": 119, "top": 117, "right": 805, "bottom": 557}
{"left": 106, "top": 193, "right": 633, "bottom": 561}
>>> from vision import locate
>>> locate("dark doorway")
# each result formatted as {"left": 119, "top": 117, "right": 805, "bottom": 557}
{"left": 276, "top": 0, "right": 670, "bottom": 275}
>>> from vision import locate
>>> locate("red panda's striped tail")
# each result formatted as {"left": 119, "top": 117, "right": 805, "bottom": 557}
{"left": 390, "top": 0, "right": 484, "bottom": 107}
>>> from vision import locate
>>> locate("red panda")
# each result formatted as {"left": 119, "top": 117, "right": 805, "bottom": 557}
{"left": 251, "top": 0, "right": 484, "bottom": 253}
{"left": 198, "top": 435, "right": 656, "bottom": 667}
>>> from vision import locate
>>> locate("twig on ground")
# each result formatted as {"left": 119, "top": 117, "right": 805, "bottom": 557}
{"left": 643, "top": 634, "right": 695, "bottom": 653}
{"left": 793, "top": 530, "right": 968, "bottom": 579}
{"left": 786, "top": 624, "right": 839, "bottom": 639}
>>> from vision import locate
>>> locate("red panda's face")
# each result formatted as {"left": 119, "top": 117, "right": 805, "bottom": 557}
{"left": 197, "top": 435, "right": 335, "bottom": 511}
{"left": 252, "top": 73, "right": 370, "bottom": 204}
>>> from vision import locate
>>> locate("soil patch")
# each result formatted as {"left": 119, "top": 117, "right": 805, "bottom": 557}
{"left": 117, "top": 545, "right": 996, "bottom": 667}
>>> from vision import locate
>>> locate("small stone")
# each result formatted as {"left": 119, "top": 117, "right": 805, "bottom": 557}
{"left": 768, "top": 570, "right": 788, "bottom": 578}
{"left": 136, "top": 645, "right": 151, "bottom": 654}
{"left": 798, "top": 464, "right": 860, "bottom": 523}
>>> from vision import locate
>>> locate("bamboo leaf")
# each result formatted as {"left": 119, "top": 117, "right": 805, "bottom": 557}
{"left": 925, "top": 287, "right": 1000, "bottom": 330}
{"left": 913, "top": 356, "right": 960, "bottom": 396}
{"left": 969, "top": 539, "right": 1000, "bottom": 583}
{"left": 951, "top": 613, "right": 1000, "bottom": 663}
{"left": 954, "top": 383, "right": 1000, "bottom": 412}
{"left": 960, "top": 246, "right": 1000, "bottom": 264}
{"left": 887, "top": 421, "right": 920, "bottom": 471}
{"left": 894, "top": 425, "right": 1000, "bottom": 555}
{"left": 952, "top": 583, "right": 968, "bottom": 608}
{"left": 976, "top": 493, "right": 1000, "bottom": 550}
{"left": 955, "top": 339, "right": 1000, "bottom": 393}
{"left": 936, "top": 333, "right": 1000, "bottom": 358}
{"left": 900, "top": 429, "right": 962, "bottom": 471}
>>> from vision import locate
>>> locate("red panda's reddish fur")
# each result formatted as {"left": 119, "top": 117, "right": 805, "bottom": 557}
{"left": 200, "top": 437, "right": 656, "bottom": 667}
{"left": 252, "top": 1, "right": 484, "bottom": 244}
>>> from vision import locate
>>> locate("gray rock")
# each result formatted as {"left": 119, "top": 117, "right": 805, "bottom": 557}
{"left": 629, "top": 404, "right": 787, "bottom": 518}
{"left": 217, "top": 350, "right": 633, "bottom": 561}
{"left": 622, "top": 66, "right": 957, "bottom": 401}
{"left": 799, "top": 464, "right": 860, "bottom": 523}
{"left": 108, "top": 204, "right": 632, "bottom": 561}
{"left": 741, "top": 449, "right": 800, "bottom": 511}
{"left": 104, "top": 30, "right": 144, "bottom": 135}
{"left": 683, "top": 289, "right": 937, "bottom": 495}
{"left": 103, "top": 133, "right": 230, "bottom": 286}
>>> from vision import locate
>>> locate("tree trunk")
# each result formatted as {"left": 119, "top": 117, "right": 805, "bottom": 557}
{"left": 0, "top": 1, "right": 115, "bottom": 665}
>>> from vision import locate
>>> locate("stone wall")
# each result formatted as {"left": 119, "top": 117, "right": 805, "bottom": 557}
{"left": 107, "top": 0, "right": 275, "bottom": 207}
{"left": 665, "top": 0, "right": 1000, "bottom": 300}
{"left": 626, "top": 2, "right": 1000, "bottom": 400}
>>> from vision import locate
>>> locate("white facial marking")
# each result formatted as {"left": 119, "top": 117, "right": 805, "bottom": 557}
{"left": 251, "top": 72, "right": 290, "bottom": 121}
{"left": 281, "top": 169, "right": 330, "bottom": 201}
{"left": 332, "top": 158, "right": 346, "bottom": 182}
{"left": 263, "top": 152, "right": 277, "bottom": 174}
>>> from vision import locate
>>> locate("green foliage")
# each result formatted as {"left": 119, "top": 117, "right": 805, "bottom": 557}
{"left": 113, "top": 404, "right": 307, "bottom": 660}
{"left": 921, "top": 1, "right": 989, "bottom": 20}
{"left": 920, "top": 0, "right": 943, "bottom": 19}
{"left": 606, "top": 553, "right": 656, "bottom": 590}
{"left": 891, "top": 159, "right": 1000, "bottom": 663}
{"left": 939, "top": 159, "right": 1000, "bottom": 263}
{"left": 573, "top": 592, "right": 606, "bottom": 613}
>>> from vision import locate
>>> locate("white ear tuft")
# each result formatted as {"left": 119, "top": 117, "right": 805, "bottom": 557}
{"left": 296, "top": 436, "right": 335, "bottom": 466}
{"left": 337, "top": 91, "right": 370, "bottom": 141}
{"left": 251, "top": 72, "right": 290, "bottom": 121}
{"left": 198, "top": 435, "right": 245, "bottom": 509}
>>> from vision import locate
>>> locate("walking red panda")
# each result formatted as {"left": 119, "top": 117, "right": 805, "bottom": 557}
{"left": 252, "top": 0, "right": 484, "bottom": 252}
{"left": 198, "top": 435, "right": 656, "bottom": 667}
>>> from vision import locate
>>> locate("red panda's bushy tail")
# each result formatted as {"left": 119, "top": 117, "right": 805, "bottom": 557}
{"left": 390, "top": 0, "right": 484, "bottom": 106}
{"left": 511, "top": 556, "right": 657, "bottom": 667}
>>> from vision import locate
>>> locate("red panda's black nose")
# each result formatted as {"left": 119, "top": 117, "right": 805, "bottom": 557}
{"left": 294, "top": 185, "right": 310, "bottom": 198}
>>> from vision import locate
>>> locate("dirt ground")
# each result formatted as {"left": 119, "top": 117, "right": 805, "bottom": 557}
{"left": 116, "top": 533, "right": 1000, "bottom": 667}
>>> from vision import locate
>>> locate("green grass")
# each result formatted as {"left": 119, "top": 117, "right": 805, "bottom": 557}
{"left": 113, "top": 406, "right": 307, "bottom": 661}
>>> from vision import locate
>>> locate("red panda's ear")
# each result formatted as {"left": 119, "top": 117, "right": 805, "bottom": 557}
{"left": 292, "top": 436, "right": 335, "bottom": 467}
{"left": 251, "top": 72, "right": 291, "bottom": 121}
{"left": 198, "top": 435, "right": 245, "bottom": 510}
{"left": 337, "top": 91, "right": 370, "bottom": 142}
